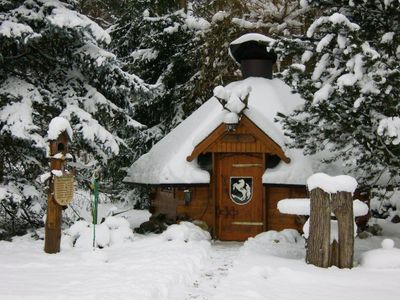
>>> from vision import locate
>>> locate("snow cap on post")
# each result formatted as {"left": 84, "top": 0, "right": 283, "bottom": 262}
{"left": 229, "top": 33, "right": 277, "bottom": 79}
{"left": 307, "top": 172, "right": 358, "bottom": 194}
{"left": 48, "top": 117, "right": 73, "bottom": 141}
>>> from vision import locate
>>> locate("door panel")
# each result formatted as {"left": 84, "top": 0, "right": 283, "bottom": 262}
{"left": 216, "top": 153, "right": 264, "bottom": 241}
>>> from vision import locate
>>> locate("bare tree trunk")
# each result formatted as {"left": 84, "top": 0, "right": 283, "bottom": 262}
{"left": 179, "top": 0, "right": 187, "bottom": 12}
{"left": 306, "top": 188, "right": 331, "bottom": 268}
{"left": 332, "top": 191, "right": 354, "bottom": 268}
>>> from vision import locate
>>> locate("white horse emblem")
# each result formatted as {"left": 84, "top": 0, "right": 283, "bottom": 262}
{"left": 230, "top": 177, "right": 253, "bottom": 205}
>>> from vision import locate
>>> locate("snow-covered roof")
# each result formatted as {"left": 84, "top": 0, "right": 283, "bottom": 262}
{"left": 124, "top": 77, "right": 334, "bottom": 185}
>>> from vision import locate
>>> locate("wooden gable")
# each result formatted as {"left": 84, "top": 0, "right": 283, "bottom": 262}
{"left": 186, "top": 116, "right": 290, "bottom": 163}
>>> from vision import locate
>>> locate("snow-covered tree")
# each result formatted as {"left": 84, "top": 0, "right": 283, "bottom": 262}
{"left": 192, "top": 0, "right": 311, "bottom": 104}
{"left": 110, "top": 0, "right": 209, "bottom": 146}
{"left": 0, "top": 0, "right": 150, "bottom": 237}
{"left": 278, "top": 0, "right": 400, "bottom": 216}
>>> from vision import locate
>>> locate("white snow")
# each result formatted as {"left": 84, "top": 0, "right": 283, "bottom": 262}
{"left": 67, "top": 217, "right": 134, "bottom": 249}
{"left": 212, "top": 228, "right": 400, "bottom": 300}
{"left": 277, "top": 198, "right": 369, "bottom": 217}
{"left": 307, "top": 173, "right": 358, "bottom": 194}
{"left": 46, "top": 5, "right": 111, "bottom": 43}
{"left": 360, "top": 238, "right": 400, "bottom": 269}
{"left": 381, "top": 238, "right": 395, "bottom": 249}
{"left": 230, "top": 33, "right": 276, "bottom": 46}
{"left": 301, "top": 50, "right": 313, "bottom": 63}
{"left": 211, "top": 11, "right": 228, "bottom": 23}
{"left": 0, "top": 230, "right": 211, "bottom": 300}
{"left": 381, "top": 32, "right": 394, "bottom": 43}
{"left": 224, "top": 112, "right": 239, "bottom": 124}
{"left": 185, "top": 16, "right": 210, "bottom": 31}
{"left": 229, "top": 33, "right": 276, "bottom": 62}
{"left": 124, "top": 77, "right": 308, "bottom": 185}
{"left": 51, "top": 170, "right": 63, "bottom": 177}
{"left": 316, "top": 33, "right": 334, "bottom": 52}
{"left": 161, "top": 221, "right": 211, "bottom": 242}
{"left": 303, "top": 219, "right": 358, "bottom": 243}
{"left": 307, "top": 13, "right": 360, "bottom": 38}
{"left": 47, "top": 116, "right": 73, "bottom": 141}
{"left": 377, "top": 117, "right": 400, "bottom": 145}
{"left": 313, "top": 83, "right": 332, "bottom": 104}
{"left": 0, "top": 20, "right": 34, "bottom": 38}
{"left": 60, "top": 105, "right": 121, "bottom": 155}
{"left": 1, "top": 221, "right": 400, "bottom": 300}
{"left": 311, "top": 53, "right": 329, "bottom": 81}
{"left": 277, "top": 198, "right": 311, "bottom": 215}
{"left": 0, "top": 78, "right": 45, "bottom": 148}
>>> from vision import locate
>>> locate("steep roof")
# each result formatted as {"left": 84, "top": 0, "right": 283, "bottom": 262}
{"left": 124, "top": 77, "right": 329, "bottom": 185}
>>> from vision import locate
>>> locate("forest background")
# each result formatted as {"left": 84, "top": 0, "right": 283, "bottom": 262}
{"left": 1, "top": 0, "right": 399, "bottom": 239}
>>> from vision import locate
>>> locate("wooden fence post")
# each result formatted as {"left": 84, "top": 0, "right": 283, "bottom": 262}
{"left": 332, "top": 191, "right": 354, "bottom": 268}
{"left": 306, "top": 188, "right": 331, "bottom": 268}
{"left": 44, "top": 131, "right": 69, "bottom": 254}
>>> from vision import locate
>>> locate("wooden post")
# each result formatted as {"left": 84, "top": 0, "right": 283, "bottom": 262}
{"left": 332, "top": 191, "right": 354, "bottom": 268}
{"left": 306, "top": 188, "right": 331, "bottom": 268}
{"left": 44, "top": 131, "right": 69, "bottom": 254}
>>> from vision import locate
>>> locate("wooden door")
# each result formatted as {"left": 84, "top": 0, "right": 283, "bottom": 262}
{"left": 216, "top": 153, "right": 264, "bottom": 241}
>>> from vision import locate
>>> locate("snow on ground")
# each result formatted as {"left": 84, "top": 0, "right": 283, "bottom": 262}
{"left": 185, "top": 242, "right": 242, "bottom": 300}
{"left": 212, "top": 223, "right": 400, "bottom": 300}
{"left": 0, "top": 220, "right": 400, "bottom": 300}
{"left": 0, "top": 225, "right": 210, "bottom": 300}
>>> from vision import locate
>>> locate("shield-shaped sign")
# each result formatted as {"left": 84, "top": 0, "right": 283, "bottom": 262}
{"left": 53, "top": 174, "right": 74, "bottom": 206}
{"left": 230, "top": 176, "right": 253, "bottom": 205}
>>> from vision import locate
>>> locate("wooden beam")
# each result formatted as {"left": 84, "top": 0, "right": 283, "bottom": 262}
{"left": 186, "top": 124, "right": 227, "bottom": 161}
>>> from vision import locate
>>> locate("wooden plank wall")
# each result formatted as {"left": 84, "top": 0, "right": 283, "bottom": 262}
{"left": 151, "top": 188, "right": 179, "bottom": 219}
{"left": 151, "top": 187, "right": 214, "bottom": 231}
{"left": 265, "top": 185, "right": 308, "bottom": 232}
{"left": 176, "top": 187, "right": 214, "bottom": 230}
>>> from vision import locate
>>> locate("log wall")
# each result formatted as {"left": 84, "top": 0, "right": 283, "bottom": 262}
{"left": 265, "top": 185, "right": 308, "bottom": 232}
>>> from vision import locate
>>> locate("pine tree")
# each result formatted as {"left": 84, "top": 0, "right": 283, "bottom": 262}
{"left": 0, "top": 0, "right": 150, "bottom": 237}
{"left": 110, "top": 0, "right": 208, "bottom": 147}
{"left": 278, "top": 0, "right": 400, "bottom": 215}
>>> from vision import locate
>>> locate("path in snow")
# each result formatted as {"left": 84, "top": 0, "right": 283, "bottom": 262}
{"left": 184, "top": 241, "right": 242, "bottom": 300}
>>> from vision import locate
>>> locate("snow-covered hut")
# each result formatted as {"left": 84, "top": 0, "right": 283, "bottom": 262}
{"left": 125, "top": 34, "right": 327, "bottom": 241}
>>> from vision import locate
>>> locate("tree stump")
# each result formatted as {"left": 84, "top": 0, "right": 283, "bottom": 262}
{"left": 332, "top": 191, "right": 354, "bottom": 268}
{"left": 306, "top": 188, "right": 331, "bottom": 268}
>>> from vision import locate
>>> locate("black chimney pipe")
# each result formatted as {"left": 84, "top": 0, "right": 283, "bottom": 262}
{"left": 230, "top": 40, "right": 277, "bottom": 79}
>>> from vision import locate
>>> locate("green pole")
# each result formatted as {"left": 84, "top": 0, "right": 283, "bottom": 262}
{"left": 91, "top": 172, "right": 99, "bottom": 249}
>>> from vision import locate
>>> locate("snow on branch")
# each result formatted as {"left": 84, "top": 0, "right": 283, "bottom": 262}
{"left": 377, "top": 117, "right": 400, "bottom": 145}
{"left": 45, "top": 4, "right": 111, "bottom": 44}
{"left": 307, "top": 13, "right": 360, "bottom": 38}
{"left": 60, "top": 105, "right": 122, "bottom": 156}
{"left": 0, "top": 20, "right": 35, "bottom": 39}
{"left": 0, "top": 78, "right": 45, "bottom": 148}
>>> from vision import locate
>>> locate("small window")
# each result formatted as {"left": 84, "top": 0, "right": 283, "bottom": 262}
{"left": 266, "top": 154, "right": 281, "bottom": 169}
{"left": 198, "top": 153, "right": 212, "bottom": 171}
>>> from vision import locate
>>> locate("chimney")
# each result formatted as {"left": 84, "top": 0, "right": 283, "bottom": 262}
{"left": 229, "top": 34, "right": 277, "bottom": 79}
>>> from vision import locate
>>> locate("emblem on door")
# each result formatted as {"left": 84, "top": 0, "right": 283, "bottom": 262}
{"left": 230, "top": 177, "right": 253, "bottom": 205}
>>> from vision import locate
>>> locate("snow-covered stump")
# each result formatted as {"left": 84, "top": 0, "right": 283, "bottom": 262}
{"left": 331, "top": 191, "right": 354, "bottom": 268}
{"left": 306, "top": 188, "right": 331, "bottom": 268}
{"left": 306, "top": 173, "right": 358, "bottom": 269}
